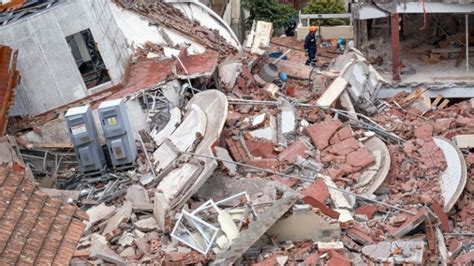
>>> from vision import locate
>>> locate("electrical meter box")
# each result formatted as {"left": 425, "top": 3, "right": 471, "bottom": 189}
{"left": 98, "top": 98, "right": 137, "bottom": 169}
{"left": 65, "top": 105, "right": 105, "bottom": 175}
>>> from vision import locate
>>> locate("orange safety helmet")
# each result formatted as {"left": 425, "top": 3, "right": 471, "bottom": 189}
{"left": 309, "top": 26, "right": 318, "bottom": 32}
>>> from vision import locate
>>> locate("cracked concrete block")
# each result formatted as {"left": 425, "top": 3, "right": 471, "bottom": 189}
{"left": 134, "top": 216, "right": 160, "bottom": 232}
{"left": 218, "top": 209, "right": 240, "bottom": 242}
{"left": 126, "top": 184, "right": 150, "bottom": 205}
{"left": 154, "top": 192, "right": 170, "bottom": 232}
{"left": 85, "top": 203, "right": 116, "bottom": 232}
{"left": 103, "top": 201, "right": 133, "bottom": 236}
{"left": 362, "top": 239, "right": 425, "bottom": 264}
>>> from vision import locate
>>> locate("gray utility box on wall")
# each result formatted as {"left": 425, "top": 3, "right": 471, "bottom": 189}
{"left": 98, "top": 98, "right": 138, "bottom": 169}
{"left": 65, "top": 105, "right": 105, "bottom": 175}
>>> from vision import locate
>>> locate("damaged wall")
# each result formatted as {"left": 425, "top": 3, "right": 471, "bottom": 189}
{"left": 165, "top": 0, "right": 241, "bottom": 50}
{"left": 0, "top": 0, "right": 130, "bottom": 116}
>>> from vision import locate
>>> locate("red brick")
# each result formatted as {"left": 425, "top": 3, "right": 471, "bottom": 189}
{"left": 247, "top": 159, "right": 279, "bottom": 171}
{"left": 433, "top": 118, "right": 454, "bottom": 133}
{"left": 347, "top": 225, "right": 374, "bottom": 245}
{"left": 355, "top": 205, "right": 378, "bottom": 220}
{"left": 301, "top": 179, "right": 330, "bottom": 203}
{"left": 452, "top": 250, "right": 474, "bottom": 265}
{"left": 226, "top": 139, "right": 250, "bottom": 162}
{"left": 246, "top": 139, "right": 277, "bottom": 159}
{"left": 327, "top": 250, "right": 350, "bottom": 266}
{"left": 455, "top": 116, "right": 474, "bottom": 126}
{"left": 253, "top": 256, "right": 278, "bottom": 266}
{"left": 304, "top": 253, "right": 320, "bottom": 265}
{"left": 345, "top": 148, "right": 374, "bottom": 168}
{"left": 430, "top": 202, "right": 450, "bottom": 232}
{"left": 329, "top": 127, "right": 353, "bottom": 145}
{"left": 414, "top": 123, "right": 434, "bottom": 140}
{"left": 270, "top": 175, "right": 298, "bottom": 188}
{"left": 305, "top": 118, "right": 342, "bottom": 150}
{"left": 466, "top": 153, "right": 474, "bottom": 165}
{"left": 278, "top": 140, "right": 310, "bottom": 163}
{"left": 226, "top": 110, "right": 241, "bottom": 126}
{"left": 390, "top": 209, "right": 428, "bottom": 237}
{"left": 303, "top": 196, "right": 340, "bottom": 219}
{"left": 325, "top": 137, "right": 360, "bottom": 156}
{"left": 326, "top": 168, "right": 345, "bottom": 180}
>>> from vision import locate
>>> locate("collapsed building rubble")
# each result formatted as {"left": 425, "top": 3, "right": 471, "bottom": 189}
{"left": 0, "top": 0, "right": 473, "bottom": 265}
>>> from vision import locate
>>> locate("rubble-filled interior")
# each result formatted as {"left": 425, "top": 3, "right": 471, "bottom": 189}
{"left": 365, "top": 13, "right": 474, "bottom": 85}
{"left": 0, "top": 0, "right": 473, "bottom": 265}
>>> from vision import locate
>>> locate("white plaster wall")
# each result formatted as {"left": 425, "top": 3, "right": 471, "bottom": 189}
{"left": 109, "top": 2, "right": 167, "bottom": 48}
{"left": 108, "top": 1, "right": 205, "bottom": 55}
{"left": 0, "top": 0, "right": 130, "bottom": 116}
{"left": 170, "top": 2, "right": 241, "bottom": 49}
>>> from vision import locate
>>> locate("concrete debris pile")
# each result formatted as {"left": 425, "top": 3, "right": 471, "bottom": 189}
{"left": 2, "top": 1, "right": 473, "bottom": 263}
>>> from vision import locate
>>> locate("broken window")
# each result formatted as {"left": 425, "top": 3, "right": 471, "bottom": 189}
{"left": 66, "top": 29, "right": 111, "bottom": 89}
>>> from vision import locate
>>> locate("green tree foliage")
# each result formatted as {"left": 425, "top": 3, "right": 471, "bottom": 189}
{"left": 242, "top": 0, "right": 297, "bottom": 29}
{"left": 303, "top": 0, "right": 347, "bottom": 26}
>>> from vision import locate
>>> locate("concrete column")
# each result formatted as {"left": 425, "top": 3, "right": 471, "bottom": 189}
{"left": 391, "top": 13, "right": 401, "bottom": 81}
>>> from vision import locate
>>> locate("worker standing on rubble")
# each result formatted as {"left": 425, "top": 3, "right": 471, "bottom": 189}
{"left": 304, "top": 26, "right": 318, "bottom": 66}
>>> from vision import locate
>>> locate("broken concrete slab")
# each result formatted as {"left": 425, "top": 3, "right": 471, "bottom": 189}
{"left": 218, "top": 209, "right": 240, "bottom": 242}
{"left": 125, "top": 184, "right": 151, "bottom": 205}
{"left": 154, "top": 192, "right": 171, "bottom": 232}
{"left": 279, "top": 99, "right": 296, "bottom": 135}
{"left": 103, "top": 201, "right": 133, "bottom": 236}
{"left": 214, "top": 147, "right": 237, "bottom": 175}
{"left": 218, "top": 59, "right": 242, "bottom": 89}
{"left": 118, "top": 232, "right": 135, "bottom": 248}
{"left": 305, "top": 118, "right": 343, "bottom": 150}
{"left": 210, "top": 180, "right": 300, "bottom": 265}
{"left": 275, "top": 59, "right": 313, "bottom": 79}
{"left": 433, "top": 137, "right": 468, "bottom": 212}
{"left": 85, "top": 203, "right": 116, "bottom": 232}
{"left": 153, "top": 104, "right": 207, "bottom": 173}
{"left": 245, "top": 21, "right": 273, "bottom": 55}
{"left": 362, "top": 239, "right": 425, "bottom": 264}
{"left": 278, "top": 139, "right": 311, "bottom": 164}
{"left": 320, "top": 175, "right": 352, "bottom": 210}
{"left": 267, "top": 209, "right": 341, "bottom": 242}
{"left": 157, "top": 162, "right": 203, "bottom": 204}
{"left": 90, "top": 237, "right": 126, "bottom": 266}
{"left": 167, "top": 90, "right": 228, "bottom": 209}
{"left": 340, "top": 51, "right": 385, "bottom": 115}
{"left": 134, "top": 217, "right": 160, "bottom": 232}
{"left": 316, "top": 77, "right": 348, "bottom": 108}
{"left": 390, "top": 209, "right": 429, "bottom": 238}
{"left": 151, "top": 107, "right": 182, "bottom": 146}
{"left": 453, "top": 134, "right": 474, "bottom": 149}
{"left": 249, "top": 115, "right": 278, "bottom": 143}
